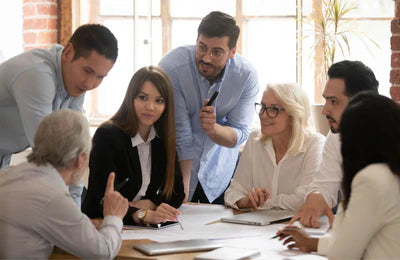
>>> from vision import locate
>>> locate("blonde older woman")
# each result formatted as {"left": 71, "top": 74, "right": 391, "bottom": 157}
{"left": 225, "top": 83, "right": 325, "bottom": 211}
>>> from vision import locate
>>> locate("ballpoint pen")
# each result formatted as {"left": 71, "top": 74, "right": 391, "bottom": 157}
{"left": 206, "top": 91, "right": 219, "bottom": 106}
{"left": 177, "top": 216, "right": 184, "bottom": 230}
{"left": 270, "top": 223, "right": 302, "bottom": 239}
{"left": 100, "top": 177, "right": 129, "bottom": 205}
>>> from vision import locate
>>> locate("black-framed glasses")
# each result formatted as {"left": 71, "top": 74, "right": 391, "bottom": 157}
{"left": 196, "top": 43, "right": 229, "bottom": 60}
{"left": 254, "top": 103, "right": 285, "bottom": 118}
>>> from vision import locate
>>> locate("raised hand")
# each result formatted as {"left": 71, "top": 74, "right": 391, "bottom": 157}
{"left": 103, "top": 172, "right": 129, "bottom": 219}
{"left": 199, "top": 99, "right": 216, "bottom": 134}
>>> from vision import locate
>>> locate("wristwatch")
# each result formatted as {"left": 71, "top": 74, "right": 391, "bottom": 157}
{"left": 138, "top": 209, "right": 148, "bottom": 225}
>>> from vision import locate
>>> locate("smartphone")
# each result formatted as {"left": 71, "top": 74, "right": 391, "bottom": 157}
{"left": 206, "top": 91, "right": 219, "bottom": 106}
{"left": 126, "top": 221, "right": 180, "bottom": 230}
{"left": 149, "top": 221, "right": 180, "bottom": 229}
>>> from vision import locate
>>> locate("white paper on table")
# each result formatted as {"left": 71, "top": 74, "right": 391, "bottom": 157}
{"left": 213, "top": 235, "right": 326, "bottom": 260}
{"left": 302, "top": 216, "right": 331, "bottom": 236}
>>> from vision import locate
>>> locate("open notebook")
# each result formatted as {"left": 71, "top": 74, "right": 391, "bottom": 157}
{"left": 220, "top": 209, "right": 294, "bottom": 226}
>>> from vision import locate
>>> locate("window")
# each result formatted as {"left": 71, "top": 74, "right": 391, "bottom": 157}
{"left": 75, "top": 0, "right": 392, "bottom": 124}
{"left": 0, "top": 0, "right": 23, "bottom": 63}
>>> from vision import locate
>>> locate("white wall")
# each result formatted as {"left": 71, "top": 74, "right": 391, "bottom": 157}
{"left": 0, "top": 0, "right": 23, "bottom": 63}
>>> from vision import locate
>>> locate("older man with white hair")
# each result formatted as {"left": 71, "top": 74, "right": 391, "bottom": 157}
{"left": 0, "top": 109, "right": 128, "bottom": 259}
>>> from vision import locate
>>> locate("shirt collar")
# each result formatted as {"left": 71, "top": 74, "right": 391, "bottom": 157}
{"left": 131, "top": 126, "right": 157, "bottom": 147}
{"left": 53, "top": 44, "right": 69, "bottom": 99}
{"left": 31, "top": 162, "right": 68, "bottom": 190}
{"left": 260, "top": 133, "right": 308, "bottom": 156}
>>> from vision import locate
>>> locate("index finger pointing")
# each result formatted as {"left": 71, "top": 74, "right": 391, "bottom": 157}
{"left": 105, "top": 172, "right": 115, "bottom": 195}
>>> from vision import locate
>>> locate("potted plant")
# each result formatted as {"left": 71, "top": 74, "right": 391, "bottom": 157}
{"left": 304, "top": 0, "right": 379, "bottom": 102}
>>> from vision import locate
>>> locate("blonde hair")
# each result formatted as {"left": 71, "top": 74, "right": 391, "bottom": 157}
{"left": 260, "top": 83, "right": 313, "bottom": 156}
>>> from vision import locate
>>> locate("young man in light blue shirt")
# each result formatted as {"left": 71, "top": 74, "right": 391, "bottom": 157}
{"left": 0, "top": 24, "right": 118, "bottom": 206}
{"left": 159, "top": 11, "right": 259, "bottom": 204}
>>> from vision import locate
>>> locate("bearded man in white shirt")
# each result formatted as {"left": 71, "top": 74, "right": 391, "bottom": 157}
{"left": 0, "top": 110, "right": 128, "bottom": 259}
{"left": 290, "top": 60, "right": 379, "bottom": 228}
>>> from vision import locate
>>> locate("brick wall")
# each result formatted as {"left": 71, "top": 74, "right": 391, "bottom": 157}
{"left": 391, "top": 0, "right": 400, "bottom": 101}
{"left": 23, "top": 0, "right": 58, "bottom": 51}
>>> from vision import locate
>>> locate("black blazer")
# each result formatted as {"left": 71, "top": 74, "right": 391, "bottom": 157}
{"left": 82, "top": 124, "right": 185, "bottom": 225}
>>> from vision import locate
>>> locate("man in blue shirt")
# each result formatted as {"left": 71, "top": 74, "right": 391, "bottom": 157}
{"left": 159, "top": 11, "right": 259, "bottom": 204}
{"left": 0, "top": 24, "right": 118, "bottom": 206}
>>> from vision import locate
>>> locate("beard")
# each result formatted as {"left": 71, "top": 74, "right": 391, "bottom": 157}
{"left": 326, "top": 115, "right": 339, "bottom": 133}
{"left": 330, "top": 125, "right": 339, "bottom": 133}
{"left": 71, "top": 168, "right": 86, "bottom": 186}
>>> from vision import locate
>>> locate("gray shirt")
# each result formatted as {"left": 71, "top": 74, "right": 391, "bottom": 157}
{"left": 0, "top": 162, "right": 123, "bottom": 259}
{"left": 0, "top": 44, "right": 84, "bottom": 165}
{"left": 0, "top": 44, "right": 85, "bottom": 205}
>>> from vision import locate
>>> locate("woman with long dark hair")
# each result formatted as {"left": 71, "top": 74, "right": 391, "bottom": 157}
{"left": 82, "top": 66, "right": 185, "bottom": 225}
{"left": 277, "top": 92, "right": 400, "bottom": 259}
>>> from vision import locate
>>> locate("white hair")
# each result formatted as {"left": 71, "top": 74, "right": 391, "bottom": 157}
{"left": 27, "top": 109, "right": 91, "bottom": 169}
{"left": 260, "top": 83, "right": 313, "bottom": 156}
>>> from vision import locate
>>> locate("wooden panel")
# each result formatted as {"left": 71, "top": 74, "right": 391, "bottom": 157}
{"left": 58, "top": 0, "right": 72, "bottom": 45}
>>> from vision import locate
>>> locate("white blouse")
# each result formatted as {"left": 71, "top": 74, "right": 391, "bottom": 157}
{"left": 131, "top": 126, "right": 157, "bottom": 201}
{"left": 225, "top": 130, "right": 325, "bottom": 211}
{"left": 318, "top": 163, "right": 400, "bottom": 259}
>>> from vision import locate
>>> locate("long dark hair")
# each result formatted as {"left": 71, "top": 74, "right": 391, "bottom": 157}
{"left": 105, "top": 66, "right": 176, "bottom": 199}
{"left": 340, "top": 92, "right": 400, "bottom": 210}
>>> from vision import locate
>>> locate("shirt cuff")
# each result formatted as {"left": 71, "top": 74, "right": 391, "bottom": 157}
{"left": 177, "top": 148, "right": 195, "bottom": 161}
{"left": 232, "top": 128, "right": 243, "bottom": 148}
{"left": 102, "top": 215, "right": 123, "bottom": 231}
{"left": 305, "top": 189, "right": 335, "bottom": 208}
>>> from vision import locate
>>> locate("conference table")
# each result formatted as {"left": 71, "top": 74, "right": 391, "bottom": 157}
{"left": 50, "top": 203, "right": 326, "bottom": 259}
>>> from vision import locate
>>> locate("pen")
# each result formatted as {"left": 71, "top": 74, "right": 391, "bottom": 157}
{"left": 177, "top": 216, "right": 184, "bottom": 230}
{"left": 270, "top": 234, "right": 283, "bottom": 240}
{"left": 100, "top": 177, "right": 129, "bottom": 205}
{"left": 270, "top": 225, "right": 302, "bottom": 239}
{"left": 206, "top": 91, "right": 219, "bottom": 106}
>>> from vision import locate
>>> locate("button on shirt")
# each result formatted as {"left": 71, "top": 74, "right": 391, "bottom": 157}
{"left": 131, "top": 127, "right": 157, "bottom": 201}
{"left": 159, "top": 45, "right": 259, "bottom": 202}
{"left": 225, "top": 130, "right": 325, "bottom": 210}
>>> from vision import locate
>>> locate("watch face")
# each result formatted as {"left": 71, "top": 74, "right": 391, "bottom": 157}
{"left": 138, "top": 210, "right": 146, "bottom": 219}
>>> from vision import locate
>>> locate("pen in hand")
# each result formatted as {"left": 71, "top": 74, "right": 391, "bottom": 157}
{"left": 206, "top": 91, "right": 219, "bottom": 106}
{"left": 270, "top": 223, "right": 302, "bottom": 239}
{"left": 100, "top": 177, "right": 129, "bottom": 205}
{"left": 176, "top": 216, "right": 184, "bottom": 230}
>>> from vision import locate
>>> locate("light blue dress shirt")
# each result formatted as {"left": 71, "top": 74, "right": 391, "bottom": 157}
{"left": 0, "top": 44, "right": 84, "bottom": 205}
{"left": 159, "top": 45, "right": 259, "bottom": 202}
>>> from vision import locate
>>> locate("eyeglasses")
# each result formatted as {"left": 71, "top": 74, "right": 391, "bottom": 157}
{"left": 254, "top": 103, "right": 285, "bottom": 118}
{"left": 196, "top": 44, "right": 229, "bottom": 61}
